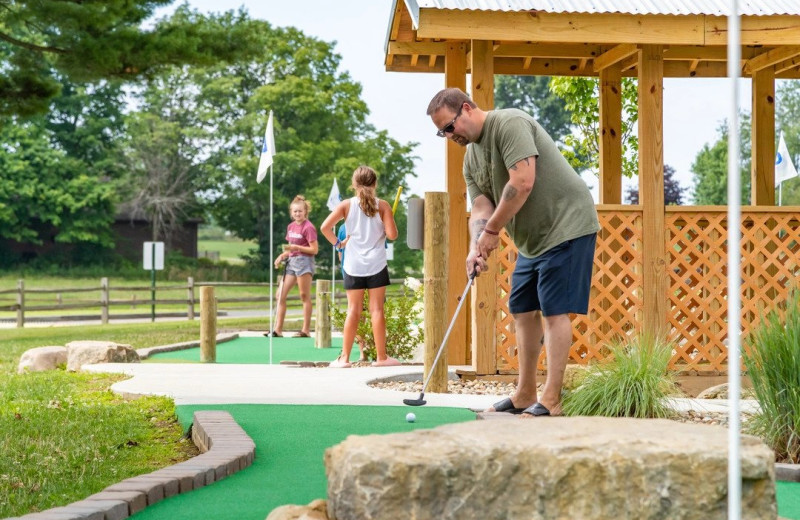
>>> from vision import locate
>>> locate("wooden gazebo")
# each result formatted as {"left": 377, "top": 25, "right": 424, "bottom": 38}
{"left": 385, "top": 0, "right": 800, "bottom": 375}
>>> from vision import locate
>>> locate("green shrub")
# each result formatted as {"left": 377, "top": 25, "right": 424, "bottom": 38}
{"left": 743, "top": 288, "right": 800, "bottom": 463}
{"left": 562, "top": 332, "right": 678, "bottom": 419}
{"left": 331, "top": 277, "right": 424, "bottom": 361}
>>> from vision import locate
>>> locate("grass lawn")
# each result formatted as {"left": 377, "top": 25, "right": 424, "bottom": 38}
{"left": 198, "top": 238, "right": 257, "bottom": 265}
{"left": 0, "top": 317, "right": 268, "bottom": 517}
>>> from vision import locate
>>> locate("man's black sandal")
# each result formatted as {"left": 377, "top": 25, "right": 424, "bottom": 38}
{"left": 522, "top": 403, "right": 551, "bottom": 417}
{"left": 491, "top": 397, "right": 526, "bottom": 414}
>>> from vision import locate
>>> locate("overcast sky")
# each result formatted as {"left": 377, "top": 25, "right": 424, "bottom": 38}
{"left": 180, "top": 0, "right": 754, "bottom": 202}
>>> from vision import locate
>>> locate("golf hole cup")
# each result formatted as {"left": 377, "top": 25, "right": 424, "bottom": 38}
{"left": 406, "top": 412, "right": 416, "bottom": 423}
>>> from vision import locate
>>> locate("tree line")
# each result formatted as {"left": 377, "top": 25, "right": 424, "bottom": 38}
{"left": 0, "top": 3, "right": 418, "bottom": 276}
{"left": 1, "top": 2, "right": 798, "bottom": 275}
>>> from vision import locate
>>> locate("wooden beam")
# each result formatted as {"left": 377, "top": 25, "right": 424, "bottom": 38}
{"left": 492, "top": 42, "right": 606, "bottom": 59}
{"left": 444, "top": 41, "right": 469, "bottom": 366}
{"left": 599, "top": 63, "right": 623, "bottom": 203}
{"left": 418, "top": 11, "right": 706, "bottom": 45}
{"left": 469, "top": 40, "right": 497, "bottom": 374}
{"left": 637, "top": 45, "right": 668, "bottom": 338}
{"left": 594, "top": 43, "right": 638, "bottom": 72}
{"left": 705, "top": 16, "right": 800, "bottom": 46}
{"left": 744, "top": 45, "right": 800, "bottom": 74}
{"left": 387, "top": 41, "right": 447, "bottom": 56}
{"left": 751, "top": 68, "right": 776, "bottom": 206}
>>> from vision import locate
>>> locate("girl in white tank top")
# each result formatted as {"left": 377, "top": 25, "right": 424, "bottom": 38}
{"left": 321, "top": 166, "right": 399, "bottom": 368}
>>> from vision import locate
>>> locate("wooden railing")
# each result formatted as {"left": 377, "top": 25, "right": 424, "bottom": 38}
{"left": 492, "top": 205, "right": 800, "bottom": 375}
{"left": 0, "top": 278, "right": 409, "bottom": 327}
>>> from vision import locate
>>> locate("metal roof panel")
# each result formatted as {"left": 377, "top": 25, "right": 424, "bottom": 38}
{"left": 413, "top": 0, "right": 800, "bottom": 17}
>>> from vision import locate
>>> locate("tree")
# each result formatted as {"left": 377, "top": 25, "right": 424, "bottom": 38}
{"left": 123, "top": 17, "right": 420, "bottom": 276}
{"left": 494, "top": 76, "right": 573, "bottom": 144}
{"left": 625, "top": 164, "right": 688, "bottom": 205}
{"left": 0, "top": 119, "right": 115, "bottom": 253}
{"left": 691, "top": 115, "right": 752, "bottom": 205}
{"left": 0, "top": 2, "right": 262, "bottom": 119}
{"left": 549, "top": 77, "right": 640, "bottom": 178}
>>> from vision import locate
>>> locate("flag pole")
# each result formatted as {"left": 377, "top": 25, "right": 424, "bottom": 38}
{"left": 269, "top": 160, "right": 273, "bottom": 365}
{"left": 726, "top": 1, "right": 742, "bottom": 518}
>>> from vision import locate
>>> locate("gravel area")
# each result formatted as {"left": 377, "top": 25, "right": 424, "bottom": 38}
{"left": 368, "top": 376, "right": 752, "bottom": 428}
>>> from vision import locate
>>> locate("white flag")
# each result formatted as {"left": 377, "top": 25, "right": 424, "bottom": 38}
{"left": 776, "top": 132, "right": 798, "bottom": 185}
{"left": 256, "top": 111, "right": 275, "bottom": 184}
{"left": 327, "top": 178, "right": 341, "bottom": 210}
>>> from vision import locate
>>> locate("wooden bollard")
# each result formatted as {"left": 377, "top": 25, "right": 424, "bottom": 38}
{"left": 424, "top": 192, "right": 448, "bottom": 393}
{"left": 315, "top": 279, "right": 331, "bottom": 348}
{"left": 200, "top": 286, "right": 216, "bottom": 362}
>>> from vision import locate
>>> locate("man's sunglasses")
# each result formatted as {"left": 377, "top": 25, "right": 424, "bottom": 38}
{"left": 436, "top": 107, "right": 463, "bottom": 137}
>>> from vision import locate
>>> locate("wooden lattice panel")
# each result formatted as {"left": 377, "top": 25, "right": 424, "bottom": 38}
{"left": 491, "top": 206, "right": 799, "bottom": 375}
{"left": 665, "top": 208, "right": 800, "bottom": 373}
{"left": 494, "top": 208, "right": 644, "bottom": 371}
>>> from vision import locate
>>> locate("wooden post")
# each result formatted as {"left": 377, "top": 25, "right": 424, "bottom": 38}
{"left": 315, "top": 279, "right": 331, "bottom": 348}
{"left": 444, "top": 41, "right": 469, "bottom": 365}
{"left": 187, "top": 277, "right": 195, "bottom": 320}
{"left": 599, "top": 63, "right": 623, "bottom": 204}
{"left": 638, "top": 45, "right": 668, "bottom": 338}
{"left": 751, "top": 68, "right": 776, "bottom": 206}
{"left": 100, "top": 277, "right": 109, "bottom": 325}
{"left": 16, "top": 279, "right": 24, "bottom": 328}
{"left": 200, "top": 286, "right": 216, "bottom": 363}
{"left": 424, "top": 192, "right": 449, "bottom": 393}
{"left": 470, "top": 39, "right": 498, "bottom": 374}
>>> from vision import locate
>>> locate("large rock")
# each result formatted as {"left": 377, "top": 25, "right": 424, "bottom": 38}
{"left": 17, "top": 346, "right": 67, "bottom": 374}
{"left": 66, "top": 340, "right": 139, "bottom": 371}
{"left": 325, "top": 417, "right": 776, "bottom": 520}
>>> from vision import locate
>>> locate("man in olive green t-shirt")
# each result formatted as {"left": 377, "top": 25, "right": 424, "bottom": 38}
{"left": 427, "top": 88, "right": 600, "bottom": 417}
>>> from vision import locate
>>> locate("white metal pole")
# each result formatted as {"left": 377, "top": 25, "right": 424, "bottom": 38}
{"left": 779, "top": 181, "right": 783, "bottom": 206}
{"left": 727, "top": 1, "right": 742, "bottom": 518}
{"left": 269, "top": 163, "right": 274, "bottom": 365}
{"left": 331, "top": 243, "right": 336, "bottom": 336}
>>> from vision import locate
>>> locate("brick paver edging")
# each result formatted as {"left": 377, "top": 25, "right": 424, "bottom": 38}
{"left": 9, "top": 411, "right": 255, "bottom": 520}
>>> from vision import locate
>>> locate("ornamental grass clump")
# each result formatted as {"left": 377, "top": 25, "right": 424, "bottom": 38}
{"left": 743, "top": 288, "right": 800, "bottom": 463}
{"left": 562, "top": 333, "right": 678, "bottom": 419}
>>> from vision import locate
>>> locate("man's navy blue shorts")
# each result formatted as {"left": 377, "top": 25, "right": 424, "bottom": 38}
{"left": 508, "top": 233, "right": 597, "bottom": 316}
{"left": 343, "top": 266, "right": 391, "bottom": 290}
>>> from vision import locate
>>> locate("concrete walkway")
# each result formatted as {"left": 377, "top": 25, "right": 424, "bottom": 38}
{"left": 81, "top": 332, "right": 760, "bottom": 415}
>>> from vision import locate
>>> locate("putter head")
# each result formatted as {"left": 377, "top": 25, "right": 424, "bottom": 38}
{"left": 403, "top": 393, "right": 426, "bottom": 406}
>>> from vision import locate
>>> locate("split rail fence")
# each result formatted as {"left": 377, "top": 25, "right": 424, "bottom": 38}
{"left": 0, "top": 279, "right": 406, "bottom": 328}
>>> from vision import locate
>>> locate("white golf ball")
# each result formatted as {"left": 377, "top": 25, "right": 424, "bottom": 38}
{"left": 406, "top": 412, "right": 416, "bottom": 423}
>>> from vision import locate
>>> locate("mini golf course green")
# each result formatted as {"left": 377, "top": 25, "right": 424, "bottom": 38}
{"left": 131, "top": 404, "right": 475, "bottom": 519}
{"left": 146, "top": 336, "right": 355, "bottom": 364}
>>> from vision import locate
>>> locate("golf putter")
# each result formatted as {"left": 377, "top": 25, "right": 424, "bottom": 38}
{"left": 403, "top": 272, "right": 476, "bottom": 406}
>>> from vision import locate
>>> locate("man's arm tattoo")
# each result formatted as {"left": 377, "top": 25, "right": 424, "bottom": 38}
{"left": 470, "top": 219, "right": 487, "bottom": 246}
{"left": 508, "top": 157, "right": 531, "bottom": 171}
{"left": 501, "top": 185, "right": 518, "bottom": 202}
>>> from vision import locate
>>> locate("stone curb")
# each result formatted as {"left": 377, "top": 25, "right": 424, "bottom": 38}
{"left": 12, "top": 410, "right": 255, "bottom": 520}
{"left": 136, "top": 333, "right": 239, "bottom": 359}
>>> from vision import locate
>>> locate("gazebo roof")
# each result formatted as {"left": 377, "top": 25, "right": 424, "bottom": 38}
{"left": 386, "top": 0, "right": 800, "bottom": 77}
{"left": 401, "top": 0, "right": 800, "bottom": 20}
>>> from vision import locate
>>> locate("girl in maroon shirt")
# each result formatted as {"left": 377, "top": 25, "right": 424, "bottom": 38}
{"left": 269, "top": 195, "right": 318, "bottom": 337}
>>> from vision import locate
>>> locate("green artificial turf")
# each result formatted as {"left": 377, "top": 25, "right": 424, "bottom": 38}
{"left": 130, "top": 404, "right": 475, "bottom": 520}
{"left": 778, "top": 481, "right": 800, "bottom": 519}
{"left": 145, "top": 336, "right": 359, "bottom": 364}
